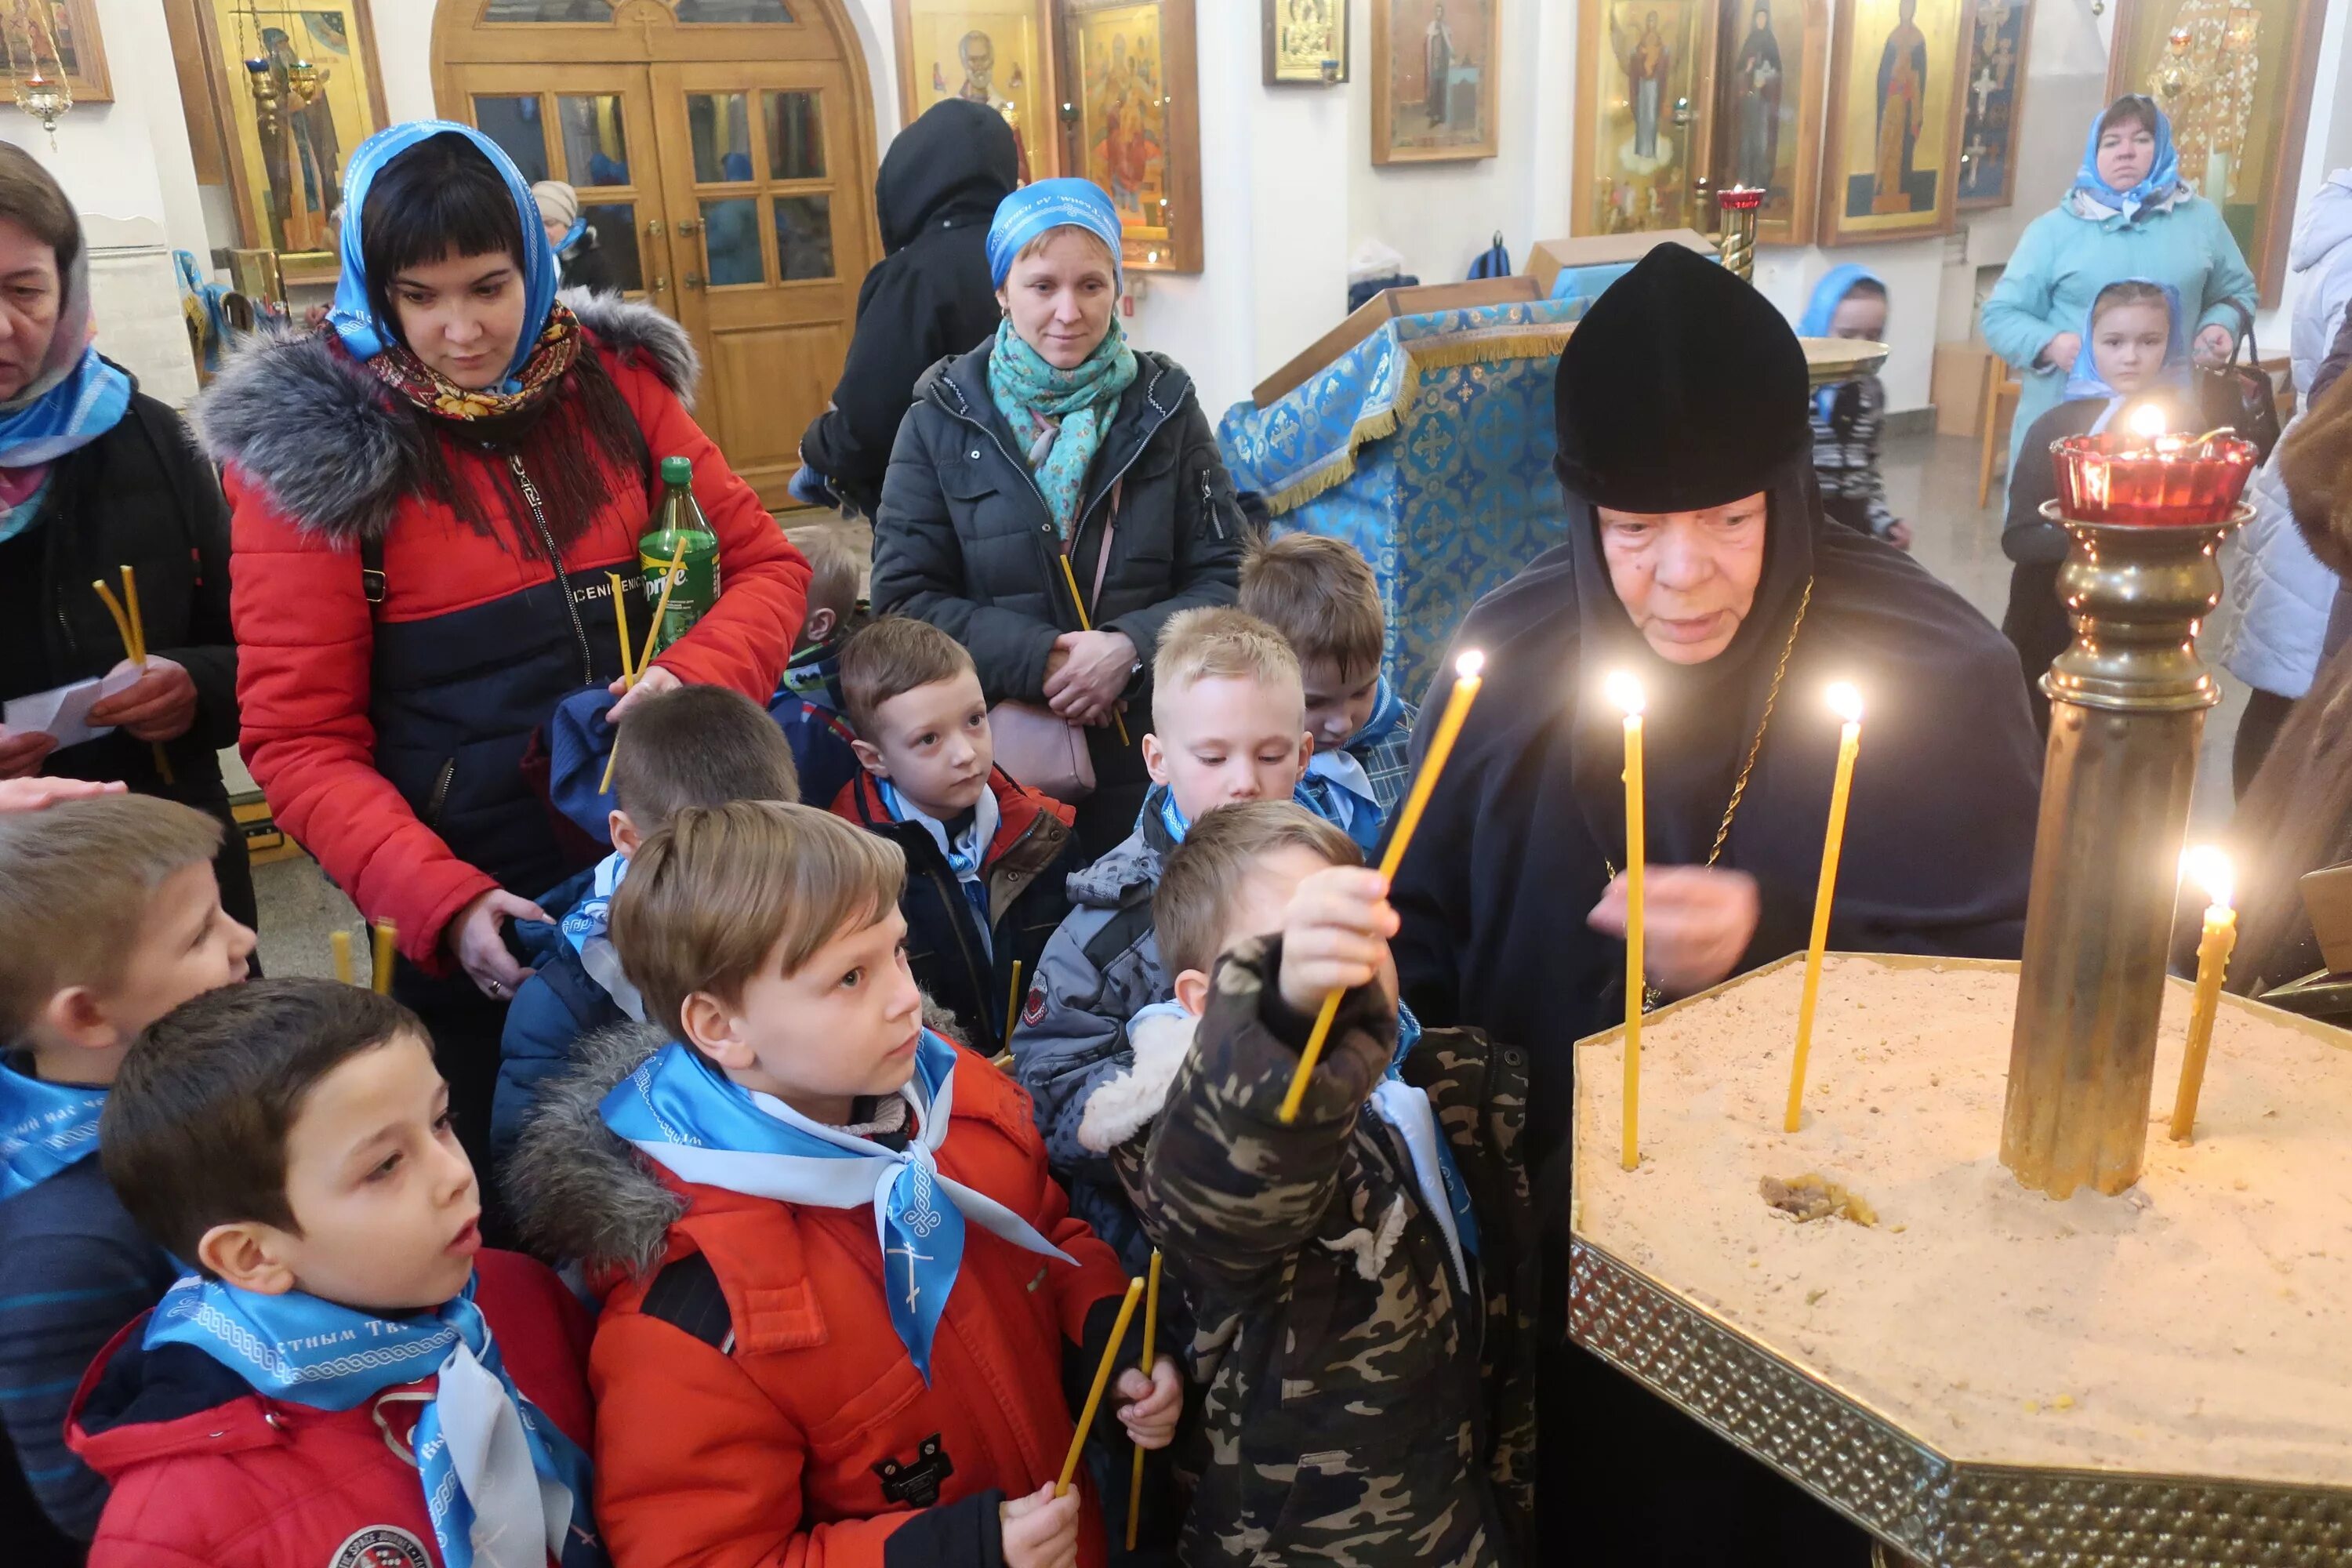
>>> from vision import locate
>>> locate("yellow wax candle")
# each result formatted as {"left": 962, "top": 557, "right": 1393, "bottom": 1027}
{"left": 600, "top": 541, "right": 688, "bottom": 796}
{"left": 328, "top": 928, "right": 353, "bottom": 987}
{"left": 607, "top": 571, "right": 635, "bottom": 684}
{"left": 370, "top": 920, "right": 397, "bottom": 996}
{"left": 1058, "top": 1275, "right": 1145, "bottom": 1497}
{"left": 2169, "top": 847, "right": 2237, "bottom": 1144}
{"left": 1125, "top": 1249, "right": 1163, "bottom": 1550}
{"left": 1606, "top": 671, "right": 1646, "bottom": 1171}
{"left": 1055, "top": 552, "right": 1130, "bottom": 747}
{"left": 1785, "top": 682, "right": 1865, "bottom": 1133}
{"left": 1277, "top": 651, "right": 1486, "bottom": 1124}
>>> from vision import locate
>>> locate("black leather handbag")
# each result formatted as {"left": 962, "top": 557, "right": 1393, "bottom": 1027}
{"left": 2198, "top": 300, "right": 2283, "bottom": 461}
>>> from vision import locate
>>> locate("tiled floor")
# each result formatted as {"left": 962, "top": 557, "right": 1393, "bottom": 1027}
{"left": 246, "top": 447, "right": 2249, "bottom": 977}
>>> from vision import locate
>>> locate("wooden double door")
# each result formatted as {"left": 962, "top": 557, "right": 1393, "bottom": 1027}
{"left": 440, "top": 3, "right": 879, "bottom": 506}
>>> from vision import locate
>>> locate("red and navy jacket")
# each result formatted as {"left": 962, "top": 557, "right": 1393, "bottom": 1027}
{"left": 831, "top": 767, "right": 1082, "bottom": 1057}
{"left": 198, "top": 296, "right": 810, "bottom": 971}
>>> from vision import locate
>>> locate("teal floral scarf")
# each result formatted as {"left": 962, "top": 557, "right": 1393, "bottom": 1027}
{"left": 986, "top": 317, "right": 1138, "bottom": 541}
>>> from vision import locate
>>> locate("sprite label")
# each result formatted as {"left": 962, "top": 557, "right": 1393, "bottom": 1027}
{"left": 638, "top": 456, "right": 719, "bottom": 656}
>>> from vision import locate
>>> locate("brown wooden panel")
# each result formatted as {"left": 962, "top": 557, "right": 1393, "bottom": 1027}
{"left": 706, "top": 318, "right": 844, "bottom": 503}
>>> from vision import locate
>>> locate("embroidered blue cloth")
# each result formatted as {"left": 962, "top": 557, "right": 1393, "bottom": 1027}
{"left": 598, "top": 1035, "right": 1073, "bottom": 1380}
{"left": 0, "top": 1060, "right": 105, "bottom": 1200}
{"left": 2067, "top": 97, "right": 2183, "bottom": 225}
{"left": 1798, "top": 263, "right": 1886, "bottom": 423}
{"left": 144, "top": 1272, "right": 596, "bottom": 1568}
{"left": 986, "top": 177, "right": 1124, "bottom": 290}
{"left": 881, "top": 780, "right": 998, "bottom": 954}
{"left": 331, "top": 121, "right": 561, "bottom": 391}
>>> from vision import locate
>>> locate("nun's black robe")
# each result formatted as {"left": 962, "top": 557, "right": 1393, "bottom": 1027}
{"left": 1390, "top": 245, "right": 2043, "bottom": 1563}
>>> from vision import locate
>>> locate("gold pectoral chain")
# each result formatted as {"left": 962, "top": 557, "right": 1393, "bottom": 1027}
{"left": 1606, "top": 578, "right": 1815, "bottom": 1013}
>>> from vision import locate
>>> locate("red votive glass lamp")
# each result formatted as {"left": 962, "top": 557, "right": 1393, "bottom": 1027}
{"left": 2048, "top": 405, "right": 2258, "bottom": 526}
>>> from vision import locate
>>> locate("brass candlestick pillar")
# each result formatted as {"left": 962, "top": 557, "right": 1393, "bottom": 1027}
{"left": 1714, "top": 185, "right": 1763, "bottom": 282}
{"left": 1999, "top": 500, "right": 2249, "bottom": 1198}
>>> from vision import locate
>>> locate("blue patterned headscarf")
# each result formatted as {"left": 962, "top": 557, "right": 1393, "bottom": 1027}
{"left": 2068, "top": 96, "right": 2182, "bottom": 223}
{"left": 986, "top": 178, "right": 1124, "bottom": 292}
{"left": 1797, "top": 264, "right": 1886, "bottom": 421}
{"left": 0, "top": 144, "right": 129, "bottom": 516}
{"left": 328, "top": 121, "right": 561, "bottom": 392}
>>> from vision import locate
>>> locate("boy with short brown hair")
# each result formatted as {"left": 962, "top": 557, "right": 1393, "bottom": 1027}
{"left": 1240, "top": 533, "right": 1419, "bottom": 853}
{"left": 508, "top": 800, "right": 1177, "bottom": 1568}
{"left": 834, "top": 616, "right": 1080, "bottom": 1056}
{"left": 0, "top": 794, "right": 255, "bottom": 1543}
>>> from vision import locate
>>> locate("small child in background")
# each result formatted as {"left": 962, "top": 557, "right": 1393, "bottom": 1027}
{"left": 495, "top": 683, "right": 799, "bottom": 1174}
{"left": 1014, "top": 606, "right": 1326, "bottom": 1277}
{"left": 1125, "top": 802, "right": 1536, "bottom": 1568}
{"left": 0, "top": 796, "right": 256, "bottom": 1547}
{"left": 508, "top": 801, "right": 1175, "bottom": 1568}
{"left": 2002, "top": 278, "right": 2187, "bottom": 735}
{"left": 72, "top": 979, "right": 598, "bottom": 1568}
{"left": 834, "top": 617, "right": 1083, "bottom": 1058}
{"left": 1798, "top": 266, "right": 1912, "bottom": 549}
{"left": 773, "top": 530, "right": 866, "bottom": 806}
{"left": 1240, "top": 532, "right": 1418, "bottom": 853}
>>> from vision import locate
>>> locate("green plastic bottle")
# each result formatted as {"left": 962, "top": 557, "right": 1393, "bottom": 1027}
{"left": 637, "top": 456, "right": 720, "bottom": 656}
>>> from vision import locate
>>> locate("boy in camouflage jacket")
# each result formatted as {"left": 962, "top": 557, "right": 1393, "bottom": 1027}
{"left": 1094, "top": 803, "right": 1536, "bottom": 1567}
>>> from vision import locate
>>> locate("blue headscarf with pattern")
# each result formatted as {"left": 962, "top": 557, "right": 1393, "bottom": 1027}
{"left": 2067, "top": 96, "right": 2183, "bottom": 224}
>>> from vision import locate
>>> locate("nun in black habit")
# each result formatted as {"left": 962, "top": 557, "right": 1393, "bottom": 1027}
{"left": 1390, "top": 245, "right": 2042, "bottom": 1562}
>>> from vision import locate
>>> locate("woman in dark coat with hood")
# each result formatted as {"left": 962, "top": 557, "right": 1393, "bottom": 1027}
{"left": 1391, "top": 245, "right": 2042, "bottom": 1563}
{"left": 797, "top": 98, "right": 1018, "bottom": 518}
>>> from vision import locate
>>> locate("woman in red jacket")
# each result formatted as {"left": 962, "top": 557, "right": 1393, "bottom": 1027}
{"left": 200, "top": 121, "right": 807, "bottom": 1175}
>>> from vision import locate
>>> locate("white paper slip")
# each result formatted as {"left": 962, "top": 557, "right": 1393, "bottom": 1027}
{"left": 3, "top": 666, "right": 142, "bottom": 750}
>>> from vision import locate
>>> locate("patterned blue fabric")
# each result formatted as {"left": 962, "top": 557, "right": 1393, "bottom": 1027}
{"left": 2069, "top": 98, "right": 2182, "bottom": 224}
{"left": 0, "top": 1061, "right": 104, "bottom": 1199}
{"left": 986, "top": 178, "right": 1123, "bottom": 289}
{"left": 1218, "top": 299, "right": 1576, "bottom": 698}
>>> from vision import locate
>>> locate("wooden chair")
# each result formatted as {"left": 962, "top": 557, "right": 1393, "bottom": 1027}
{"left": 1976, "top": 358, "right": 2024, "bottom": 508}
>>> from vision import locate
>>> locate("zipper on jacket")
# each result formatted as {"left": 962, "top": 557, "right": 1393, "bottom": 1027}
{"left": 1199, "top": 470, "right": 1227, "bottom": 539}
{"left": 508, "top": 453, "right": 593, "bottom": 686}
{"left": 424, "top": 758, "right": 457, "bottom": 828}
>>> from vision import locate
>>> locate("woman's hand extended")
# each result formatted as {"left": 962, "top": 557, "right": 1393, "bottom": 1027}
{"left": 606, "top": 662, "right": 682, "bottom": 723}
{"left": 2192, "top": 322, "right": 2234, "bottom": 365}
{"left": 1043, "top": 628, "right": 1135, "bottom": 727}
{"left": 445, "top": 886, "right": 551, "bottom": 1003}
{"left": 89, "top": 656, "right": 200, "bottom": 742}
{"left": 1587, "top": 866, "right": 1762, "bottom": 999}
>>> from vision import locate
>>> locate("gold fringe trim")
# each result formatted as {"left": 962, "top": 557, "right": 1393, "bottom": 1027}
{"left": 1256, "top": 326, "right": 1576, "bottom": 517}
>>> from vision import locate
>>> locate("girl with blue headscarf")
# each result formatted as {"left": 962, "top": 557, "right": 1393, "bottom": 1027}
{"left": 1796, "top": 264, "right": 1908, "bottom": 546}
{"left": 1982, "top": 95, "right": 2256, "bottom": 497}
{"left": 871, "top": 176, "right": 1244, "bottom": 855}
{"left": 0, "top": 141, "right": 257, "bottom": 934}
{"left": 198, "top": 122, "right": 809, "bottom": 1178}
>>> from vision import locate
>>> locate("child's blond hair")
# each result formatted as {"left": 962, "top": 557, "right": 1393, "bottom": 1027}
{"left": 1150, "top": 607, "right": 1302, "bottom": 731}
{"left": 1153, "top": 801, "right": 1358, "bottom": 977}
{"left": 610, "top": 800, "right": 907, "bottom": 1044}
{"left": 801, "top": 530, "right": 863, "bottom": 633}
{"left": 1240, "top": 534, "right": 1385, "bottom": 678}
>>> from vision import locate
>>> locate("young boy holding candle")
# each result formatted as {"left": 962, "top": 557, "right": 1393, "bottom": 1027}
{"left": 1104, "top": 801, "right": 1536, "bottom": 1568}
{"left": 69, "top": 978, "right": 601, "bottom": 1568}
{"left": 833, "top": 617, "right": 1084, "bottom": 1058}
{"left": 0, "top": 794, "right": 256, "bottom": 1548}
{"left": 1239, "top": 533, "right": 1417, "bottom": 855}
{"left": 505, "top": 800, "right": 1179, "bottom": 1568}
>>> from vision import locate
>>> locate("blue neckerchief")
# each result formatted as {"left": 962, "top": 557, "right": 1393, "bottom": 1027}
{"left": 1348, "top": 676, "right": 1408, "bottom": 753}
{"left": 0, "top": 470, "right": 53, "bottom": 545}
{"left": 880, "top": 780, "right": 997, "bottom": 953}
{"left": 2063, "top": 278, "right": 2188, "bottom": 424}
{"left": 1152, "top": 783, "right": 1357, "bottom": 846}
{"left": 598, "top": 1037, "right": 1073, "bottom": 1381}
{"left": 553, "top": 216, "right": 587, "bottom": 256}
{"left": 329, "top": 121, "right": 560, "bottom": 393}
{"left": 0, "top": 347, "right": 130, "bottom": 473}
{"left": 559, "top": 852, "right": 642, "bottom": 1022}
{"left": 0, "top": 1058, "right": 105, "bottom": 1200}
{"left": 144, "top": 1272, "right": 598, "bottom": 1568}
{"left": 1798, "top": 264, "right": 1886, "bottom": 422}
{"left": 1369, "top": 1003, "right": 1479, "bottom": 1294}
{"left": 2067, "top": 97, "right": 2181, "bottom": 224}
{"left": 1152, "top": 787, "right": 1192, "bottom": 845}
{"left": 1301, "top": 753, "right": 1381, "bottom": 854}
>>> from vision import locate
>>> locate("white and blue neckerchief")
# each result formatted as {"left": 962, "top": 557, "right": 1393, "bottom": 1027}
{"left": 1301, "top": 750, "right": 1381, "bottom": 855}
{"left": 1369, "top": 1004, "right": 1480, "bottom": 1295}
{"left": 880, "top": 780, "right": 999, "bottom": 954}
{"left": 0, "top": 1058, "right": 106, "bottom": 1200}
{"left": 558, "top": 851, "right": 642, "bottom": 1022}
{"left": 1150, "top": 786, "right": 1349, "bottom": 847}
{"left": 143, "top": 1272, "right": 597, "bottom": 1568}
{"left": 1151, "top": 787, "right": 1192, "bottom": 846}
{"left": 597, "top": 1034, "right": 1073, "bottom": 1381}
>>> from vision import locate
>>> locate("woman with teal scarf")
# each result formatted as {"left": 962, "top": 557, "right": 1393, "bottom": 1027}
{"left": 872, "top": 178, "right": 1245, "bottom": 854}
{"left": 1982, "top": 95, "right": 2256, "bottom": 499}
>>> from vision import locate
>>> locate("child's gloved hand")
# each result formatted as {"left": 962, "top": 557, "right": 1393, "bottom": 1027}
{"left": 1116, "top": 1355, "right": 1183, "bottom": 1449}
{"left": 1000, "top": 1482, "right": 1081, "bottom": 1568}
{"left": 1276, "top": 866, "right": 1399, "bottom": 1017}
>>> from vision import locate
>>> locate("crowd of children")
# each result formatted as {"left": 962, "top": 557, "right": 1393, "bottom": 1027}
{"left": 0, "top": 525, "right": 1555, "bottom": 1568}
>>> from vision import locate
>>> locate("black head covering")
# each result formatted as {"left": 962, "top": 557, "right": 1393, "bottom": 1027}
{"left": 1553, "top": 243, "right": 1812, "bottom": 514}
{"left": 876, "top": 99, "right": 1019, "bottom": 254}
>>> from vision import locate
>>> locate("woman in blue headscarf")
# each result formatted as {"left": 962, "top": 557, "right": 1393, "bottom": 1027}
{"left": 2000, "top": 276, "right": 2191, "bottom": 732}
{"left": 870, "top": 176, "right": 1244, "bottom": 855}
{"left": 1982, "top": 94, "right": 2256, "bottom": 495}
{"left": 0, "top": 143, "right": 257, "bottom": 936}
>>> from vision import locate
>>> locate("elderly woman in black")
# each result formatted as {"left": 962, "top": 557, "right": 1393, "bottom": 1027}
{"left": 1392, "top": 245, "right": 2042, "bottom": 1563}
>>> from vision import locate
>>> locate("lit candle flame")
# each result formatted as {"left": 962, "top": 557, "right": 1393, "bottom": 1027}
{"left": 1826, "top": 681, "right": 1864, "bottom": 724}
{"left": 2181, "top": 844, "right": 2234, "bottom": 911}
{"left": 1604, "top": 670, "right": 1646, "bottom": 717}
{"left": 1455, "top": 649, "right": 1486, "bottom": 681}
{"left": 2129, "top": 404, "right": 2169, "bottom": 441}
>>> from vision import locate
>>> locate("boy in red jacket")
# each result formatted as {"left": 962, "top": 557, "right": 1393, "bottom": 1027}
{"left": 505, "top": 800, "right": 1177, "bottom": 1568}
{"left": 69, "top": 979, "right": 599, "bottom": 1568}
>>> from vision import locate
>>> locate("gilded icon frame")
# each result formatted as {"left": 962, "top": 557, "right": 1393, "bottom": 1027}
{"left": 1263, "top": 0, "right": 1346, "bottom": 85}
{"left": 1952, "top": 0, "right": 2031, "bottom": 210}
{"left": 1815, "top": 0, "right": 1970, "bottom": 248}
{"left": 891, "top": 0, "right": 1058, "bottom": 181}
{"left": 1054, "top": 0, "right": 1203, "bottom": 273}
{"left": 1704, "top": 0, "right": 1829, "bottom": 245}
{"left": 1371, "top": 0, "right": 1501, "bottom": 165}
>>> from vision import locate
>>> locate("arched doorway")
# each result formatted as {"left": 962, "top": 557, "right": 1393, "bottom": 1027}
{"left": 432, "top": 0, "right": 880, "bottom": 507}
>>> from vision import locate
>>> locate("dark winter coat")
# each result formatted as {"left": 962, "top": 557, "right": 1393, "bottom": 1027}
{"left": 493, "top": 932, "right": 624, "bottom": 1178}
{"left": 0, "top": 379, "right": 252, "bottom": 924}
{"left": 869, "top": 341, "right": 1246, "bottom": 804}
{"left": 799, "top": 99, "right": 1017, "bottom": 518}
{"left": 830, "top": 766, "right": 1082, "bottom": 1056}
{"left": 197, "top": 293, "right": 810, "bottom": 971}
{"left": 556, "top": 228, "right": 622, "bottom": 296}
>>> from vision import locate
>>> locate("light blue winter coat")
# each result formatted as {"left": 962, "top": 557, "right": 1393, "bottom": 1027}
{"left": 2217, "top": 171, "right": 2352, "bottom": 700}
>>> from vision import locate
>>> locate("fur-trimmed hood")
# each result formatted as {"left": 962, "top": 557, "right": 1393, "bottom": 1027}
{"left": 191, "top": 290, "right": 698, "bottom": 546}
{"left": 1075, "top": 1002, "right": 1195, "bottom": 1153}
